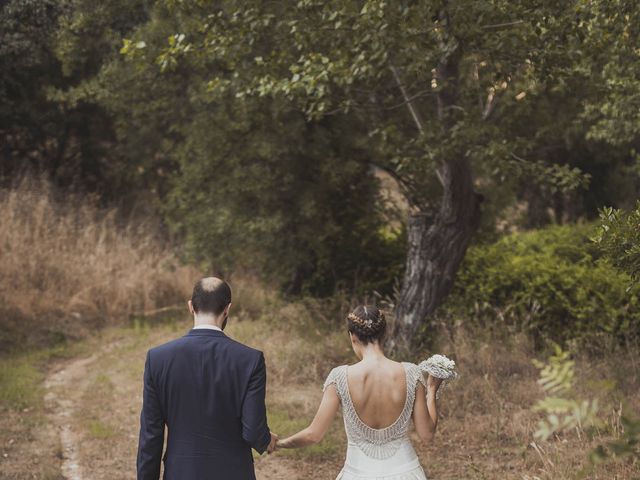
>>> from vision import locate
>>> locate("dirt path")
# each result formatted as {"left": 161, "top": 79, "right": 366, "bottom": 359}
{"left": 255, "top": 455, "right": 306, "bottom": 480}
{"left": 44, "top": 354, "right": 98, "bottom": 480}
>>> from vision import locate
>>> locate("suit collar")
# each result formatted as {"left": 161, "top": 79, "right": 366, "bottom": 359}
{"left": 186, "top": 328, "right": 226, "bottom": 337}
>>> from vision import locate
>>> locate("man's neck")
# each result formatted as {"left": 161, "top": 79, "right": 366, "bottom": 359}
{"left": 193, "top": 313, "right": 224, "bottom": 330}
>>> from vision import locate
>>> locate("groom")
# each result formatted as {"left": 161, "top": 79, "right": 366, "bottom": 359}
{"left": 137, "top": 277, "right": 277, "bottom": 479}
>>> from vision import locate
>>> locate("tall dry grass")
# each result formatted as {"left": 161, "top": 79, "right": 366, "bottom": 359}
{"left": 0, "top": 177, "right": 198, "bottom": 351}
{"left": 426, "top": 322, "right": 640, "bottom": 478}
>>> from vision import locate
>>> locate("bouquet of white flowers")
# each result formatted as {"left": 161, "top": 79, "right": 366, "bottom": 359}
{"left": 418, "top": 354, "right": 458, "bottom": 398}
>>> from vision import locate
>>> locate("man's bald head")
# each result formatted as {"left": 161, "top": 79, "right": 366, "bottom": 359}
{"left": 191, "top": 277, "right": 232, "bottom": 315}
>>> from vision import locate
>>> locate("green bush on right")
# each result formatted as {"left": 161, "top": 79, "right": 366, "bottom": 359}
{"left": 444, "top": 224, "right": 640, "bottom": 344}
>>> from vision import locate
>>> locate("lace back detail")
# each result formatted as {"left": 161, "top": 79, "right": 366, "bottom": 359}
{"left": 323, "top": 363, "right": 426, "bottom": 460}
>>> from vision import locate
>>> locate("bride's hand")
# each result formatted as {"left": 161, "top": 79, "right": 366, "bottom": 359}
{"left": 267, "top": 432, "right": 279, "bottom": 454}
{"left": 426, "top": 374, "right": 443, "bottom": 394}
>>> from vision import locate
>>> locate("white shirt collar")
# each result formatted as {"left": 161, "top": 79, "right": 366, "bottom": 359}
{"left": 193, "top": 324, "right": 222, "bottom": 331}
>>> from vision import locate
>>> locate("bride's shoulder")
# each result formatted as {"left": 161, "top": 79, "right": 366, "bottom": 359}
{"left": 322, "top": 364, "right": 347, "bottom": 392}
{"left": 325, "top": 364, "right": 348, "bottom": 378}
{"left": 401, "top": 362, "right": 427, "bottom": 388}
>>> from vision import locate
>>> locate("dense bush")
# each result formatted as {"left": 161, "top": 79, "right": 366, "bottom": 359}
{"left": 444, "top": 224, "right": 640, "bottom": 343}
{"left": 594, "top": 202, "right": 640, "bottom": 283}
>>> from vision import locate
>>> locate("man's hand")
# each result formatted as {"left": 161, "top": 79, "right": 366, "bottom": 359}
{"left": 267, "top": 431, "right": 278, "bottom": 454}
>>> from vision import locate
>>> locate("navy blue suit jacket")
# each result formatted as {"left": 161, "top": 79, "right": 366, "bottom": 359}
{"left": 136, "top": 328, "right": 271, "bottom": 480}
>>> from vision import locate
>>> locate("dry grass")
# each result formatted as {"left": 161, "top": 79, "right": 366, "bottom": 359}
{"left": 0, "top": 177, "right": 197, "bottom": 351}
{"left": 422, "top": 323, "right": 640, "bottom": 479}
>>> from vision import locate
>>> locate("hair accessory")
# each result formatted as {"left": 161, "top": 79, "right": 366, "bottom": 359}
{"left": 347, "top": 309, "right": 386, "bottom": 337}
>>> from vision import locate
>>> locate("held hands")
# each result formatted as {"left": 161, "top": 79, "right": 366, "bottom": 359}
{"left": 267, "top": 431, "right": 278, "bottom": 454}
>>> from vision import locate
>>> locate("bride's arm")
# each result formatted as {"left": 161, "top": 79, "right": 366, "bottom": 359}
{"left": 412, "top": 379, "right": 439, "bottom": 443}
{"left": 276, "top": 385, "right": 340, "bottom": 449}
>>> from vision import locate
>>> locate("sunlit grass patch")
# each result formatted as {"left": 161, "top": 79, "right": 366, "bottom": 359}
{"left": 0, "top": 357, "right": 43, "bottom": 410}
{"left": 91, "top": 373, "right": 115, "bottom": 392}
{"left": 0, "top": 341, "right": 89, "bottom": 411}
{"left": 86, "top": 419, "right": 117, "bottom": 439}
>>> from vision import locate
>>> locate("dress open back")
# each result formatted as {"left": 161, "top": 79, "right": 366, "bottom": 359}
{"left": 323, "top": 362, "right": 428, "bottom": 480}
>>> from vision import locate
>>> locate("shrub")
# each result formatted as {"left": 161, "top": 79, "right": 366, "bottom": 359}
{"left": 593, "top": 202, "right": 640, "bottom": 283}
{"left": 533, "top": 346, "right": 640, "bottom": 475}
{"left": 444, "top": 224, "right": 640, "bottom": 343}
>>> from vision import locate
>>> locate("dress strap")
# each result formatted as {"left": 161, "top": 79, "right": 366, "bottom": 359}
{"left": 323, "top": 365, "right": 347, "bottom": 397}
{"left": 403, "top": 362, "right": 428, "bottom": 392}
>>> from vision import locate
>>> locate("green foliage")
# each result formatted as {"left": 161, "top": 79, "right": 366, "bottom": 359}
{"left": 92, "top": 1, "right": 407, "bottom": 295}
{"left": 120, "top": 0, "right": 640, "bottom": 307}
{"left": 594, "top": 202, "right": 640, "bottom": 284}
{"left": 164, "top": 105, "right": 405, "bottom": 294}
{"left": 3, "top": 0, "right": 640, "bottom": 306}
{"left": 575, "top": 1, "right": 640, "bottom": 147}
{"left": 0, "top": 0, "right": 64, "bottom": 176}
{"left": 0, "top": 0, "right": 159, "bottom": 200}
{"left": 447, "top": 224, "right": 640, "bottom": 342}
{"left": 24, "top": 0, "right": 406, "bottom": 295}
{"left": 590, "top": 414, "right": 640, "bottom": 465}
{"left": 532, "top": 345, "right": 599, "bottom": 441}
{"left": 145, "top": 0, "right": 601, "bottom": 208}
{"left": 533, "top": 346, "right": 640, "bottom": 474}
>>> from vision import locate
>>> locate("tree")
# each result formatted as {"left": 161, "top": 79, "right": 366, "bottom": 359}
{"left": 0, "top": 0, "right": 64, "bottom": 179}
{"left": 54, "top": 0, "right": 403, "bottom": 295}
{"left": 22, "top": 0, "right": 639, "bottom": 344}
{"left": 0, "top": 0, "right": 154, "bottom": 199}
{"left": 142, "top": 0, "right": 597, "bottom": 348}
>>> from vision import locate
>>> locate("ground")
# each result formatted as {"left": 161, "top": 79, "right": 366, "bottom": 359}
{"left": 1, "top": 317, "right": 638, "bottom": 479}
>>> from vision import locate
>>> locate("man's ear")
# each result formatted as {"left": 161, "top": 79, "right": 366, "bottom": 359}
{"left": 224, "top": 302, "right": 232, "bottom": 316}
{"left": 187, "top": 300, "right": 195, "bottom": 315}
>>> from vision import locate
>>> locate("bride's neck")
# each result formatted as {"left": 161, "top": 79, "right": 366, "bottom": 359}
{"left": 359, "top": 342, "right": 385, "bottom": 361}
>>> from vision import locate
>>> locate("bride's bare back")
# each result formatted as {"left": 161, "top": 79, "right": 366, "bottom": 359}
{"left": 346, "top": 359, "right": 407, "bottom": 429}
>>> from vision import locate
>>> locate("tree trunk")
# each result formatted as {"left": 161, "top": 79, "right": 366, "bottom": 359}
{"left": 391, "top": 156, "right": 482, "bottom": 351}
{"left": 389, "top": 5, "right": 482, "bottom": 351}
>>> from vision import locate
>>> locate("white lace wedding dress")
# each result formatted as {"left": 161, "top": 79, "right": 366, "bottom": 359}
{"left": 323, "top": 362, "right": 428, "bottom": 480}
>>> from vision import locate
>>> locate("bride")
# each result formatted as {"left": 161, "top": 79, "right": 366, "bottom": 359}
{"left": 276, "top": 305, "right": 442, "bottom": 479}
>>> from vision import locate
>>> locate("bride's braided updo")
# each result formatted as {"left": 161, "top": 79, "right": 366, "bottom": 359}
{"left": 347, "top": 305, "right": 386, "bottom": 344}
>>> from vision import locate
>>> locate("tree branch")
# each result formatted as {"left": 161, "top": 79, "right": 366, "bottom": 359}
{"left": 369, "top": 161, "right": 421, "bottom": 209}
{"left": 481, "top": 20, "right": 524, "bottom": 30}
{"left": 483, "top": 88, "right": 499, "bottom": 120}
{"left": 383, "top": 90, "right": 435, "bottom": 111}
{"left": 389, "top": 65, "right": 444, "bottom": 186}
{"left": 389, "top": 66, "right": 426, "bottom": 133}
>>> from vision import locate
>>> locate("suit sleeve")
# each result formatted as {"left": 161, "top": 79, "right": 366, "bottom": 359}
{"left": 241, "top": 352, "right": 271, "bottom": 454}
{"left": 137, "top": 350, "right": 165, "bottom": 480}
